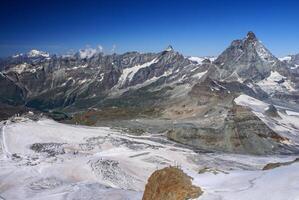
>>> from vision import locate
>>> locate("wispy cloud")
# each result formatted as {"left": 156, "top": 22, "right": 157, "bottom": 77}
{"left": 111, "top": 44, "right": 116, "bottom": 53}
{"left": 97, "top": 45, "right": 103, "bottom": 52}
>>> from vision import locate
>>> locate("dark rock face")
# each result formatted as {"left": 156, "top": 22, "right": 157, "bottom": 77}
{"left": 263, "top": 158, "right": 299, "bottom": 170}
{"left": 0, "top": 103, "right": 29, "bottom": 121}
{"left": 30, "top": 143, "right": 65, "bottom": 156}
{"left": 164, "top": 70, "right": 297, "bottom": 154}
{"left": 246, "top": 31, "right": 257, "bottom": 40}
{"left": 284, "top": 53, "right": 299, "bottom": 66}
{"left": 0, "top": 73, "right": 26, "bottom": 105}
{"left": 265, "top": 104, "right": 280, "bottom": 118}
{"left": 292, "top": 54, "right": 299, "bottom": 65}
{"left": 224, "top": 105, "right": 291, "bottom": 154}
{"left": 0, "top": 49, "right": 195, "bottom": 112}
{"left": 272, "top": 92, "right": 299, "bottom": 104}
{"left": 167, "top": 103, "right": 292, "bottom": 155}
{"left": 212, "top": 31, "right": 288, "bottom": 81}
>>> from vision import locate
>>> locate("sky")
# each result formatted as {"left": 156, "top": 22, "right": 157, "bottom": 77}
{"left": 1, "top": 0, "right": 299, "bottom": 57}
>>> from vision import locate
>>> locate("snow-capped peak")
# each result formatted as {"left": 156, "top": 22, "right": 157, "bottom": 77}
{"left": 244, "top": 32, "right": 275, "bottom": 62}
{"left": 279, "top": 56, "right": 292, "bottom": 62}
{"left": 188, "top": 56, "right": 205, "bottom": 64}
{"left": 238, "top": 31, "right": 276, "bottom": 63}
{"left": 27, "top": 49, "right": 49, "bottom": 58}
{"left": 246, "top": 31, "right": 257, "bottom": 40}
{"left": 267, "top": 71, "right": 286, "bottom": 82}
{"left": 164, "top": 45, "right": 174, "bottom": 52}
{"left": 188, "top": 56, "right": 216, "bottom": 64}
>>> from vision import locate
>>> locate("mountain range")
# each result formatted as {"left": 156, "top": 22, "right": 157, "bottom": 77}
{"left": 0, "top": 32, "right": 298, "bottom": 155}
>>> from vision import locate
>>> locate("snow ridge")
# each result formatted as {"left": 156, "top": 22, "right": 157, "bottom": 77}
{"left": 117, "top": 57, "right": 159, "bottom": 87}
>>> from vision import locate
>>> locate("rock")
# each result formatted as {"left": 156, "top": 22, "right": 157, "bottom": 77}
{"left": 262, "top": 158, "right": 299, "bottom": 170}
{"left": 167, "top": 103, "right": 292, "bottom": 155}
{"left": 264, "top": 104, "right": 280, "bottom": 118}
{"left": 0, "top": 102, "right": 29, "bottom": 121}
{"left": 164, "top": 45, "right": 174, "bottom": 52}
{"left": 142, "top": 167, "right": 203, "bottom": 200}
{"left": 0, "top": 32, "right": 298, "bottom": 156}
{"left": 212, "top": 31, "right": 287, "bottom": 81}
{"left": 246, "top": 31, "right": 257, "bottom": 40}
{"left": 30, "top": 143, "right": 65, "bottom": 156}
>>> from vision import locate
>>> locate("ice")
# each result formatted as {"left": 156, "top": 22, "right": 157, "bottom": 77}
{"left": 234, "top": 94, "right": 299, "bottom": 145}
{"left": 0, "top": 117, "right": 298, "bottom": 200}
{"left": 286, "top": 110, "right": 299, "bottom": 117}
{"left": 279, "top": 56, "right": 292, "bottom": 62}
{"left": 187, "top": 162, "right": 299, "bottom": 200}
{"left": 234, "top": 94, "right": 269, "bottom": 112}
{"left": 189, "top": 57, "right": 205, "bottom": 64}
{"left": 257, "top": 71, "right": 296, "bottom": 95}
{"left": 116, "top": 57, "right": 159, "bottom": 88}
{"left": 192, "top": 70, "right": 207, "bottom": 79}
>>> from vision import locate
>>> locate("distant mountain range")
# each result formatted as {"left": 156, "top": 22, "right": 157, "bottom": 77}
{"left": 0, "top": 32, "right": 298, "bottom": 154}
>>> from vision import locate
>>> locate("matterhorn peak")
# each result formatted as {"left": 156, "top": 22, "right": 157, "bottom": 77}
{"left": 164, "top": 45, "right": 174, "bottom": 52}
{"left": 213, "top": 31, "right": 280, "bottom": 81}
{"left": 246, "top": 31, "right": 257, "bottom": 41}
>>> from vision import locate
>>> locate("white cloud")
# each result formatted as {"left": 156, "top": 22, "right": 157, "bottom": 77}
{"left": 111, "top": 44, "right": 117, "bottom": 53}
{"left": 97, "top": 45, "right": 103, "bottom": 52}
{"left": 78, "top": 44, "right": 104, "bottom": 59}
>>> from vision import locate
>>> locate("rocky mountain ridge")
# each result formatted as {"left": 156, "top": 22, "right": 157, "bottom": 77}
{"left": 0, "top": 32, "right": 298, "bottom": 154}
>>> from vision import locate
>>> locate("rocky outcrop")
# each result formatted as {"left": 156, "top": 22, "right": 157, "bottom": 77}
{"left": 281, "top": 53, "right": 299, "bottom": 66}
{"left": 165, "top": 75, "right": 290, "bottom": 154}
{"left": 0, "top": 103, "right": 29, "bottom": 121}
{"left": 142, "top": 167, "right": 203, "bottom": 200}
{"left": 264, "top": 104, "right": 280, "bottom": 118}
{"left": 224, "top": 104, "right": 290, "bottom": 154}
{"left": 167, "top": 103, "right": 292, "bottom": 155}
{"left": 263, "top": 158, "right": 299, "bottom": 170}
{"left": 0, "top": 73, "right": 26, "bottom": 105}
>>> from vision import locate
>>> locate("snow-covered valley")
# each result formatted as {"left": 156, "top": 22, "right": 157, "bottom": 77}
{"left": 1, "top": 117, "right": 299, "bottom": 200}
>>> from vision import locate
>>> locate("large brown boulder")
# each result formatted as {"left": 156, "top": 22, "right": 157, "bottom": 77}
{"left": 142, "top": 167, "right": 203, "bottom": 200}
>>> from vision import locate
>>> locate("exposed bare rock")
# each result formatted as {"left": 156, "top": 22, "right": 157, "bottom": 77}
{"left": 263, "top": 158, "right": 299, "bottom": 170}
{"left": 30, "top": 143, "right": 65, "bottom": 156}
{"left": 167, "top": 103, "right": 292, "bottom": 155}
{"left": 264, "top": 104, "right": 280, "bottom": 118}
{"left": 0, "top": 32, "right": 298, "bottom": 156}
{"left": 142, "top": 167, "right": 203, "bottom": 200}
{"left": 0, "top": 103, "right": 29, "bottom": 120}
{"left": 212, "top": 31, "right": 288, "bottom": 81}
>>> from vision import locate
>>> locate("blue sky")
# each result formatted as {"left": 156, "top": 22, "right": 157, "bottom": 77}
{"left": 1, "top": 0, "right": 299, "bottom": 57}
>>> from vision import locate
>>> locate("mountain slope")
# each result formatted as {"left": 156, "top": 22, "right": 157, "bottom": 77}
{"left": 212, "top": 32, "right": 290, "bottom": 81}
{"left": 0, "top": 32, "right": 298, "bottom": 154}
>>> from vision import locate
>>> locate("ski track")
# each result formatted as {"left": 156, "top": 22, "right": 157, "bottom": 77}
{"left": 1, "top": 126, "right": 10, "bottom": 158}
